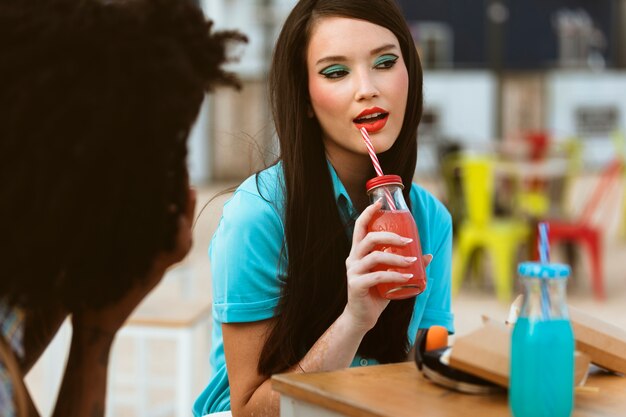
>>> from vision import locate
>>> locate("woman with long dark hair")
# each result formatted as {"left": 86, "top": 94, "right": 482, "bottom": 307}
{"left": 194, "top": 1, "right": 454, "bottom": 415}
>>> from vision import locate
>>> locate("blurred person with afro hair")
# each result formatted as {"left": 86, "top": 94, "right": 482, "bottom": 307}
{"left": 0, "top": 0, "right": 245, "bottom": 415}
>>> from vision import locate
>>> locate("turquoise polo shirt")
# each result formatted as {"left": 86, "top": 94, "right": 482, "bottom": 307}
{"left": 193, "top": 162, "right": 454, "bottom": 415}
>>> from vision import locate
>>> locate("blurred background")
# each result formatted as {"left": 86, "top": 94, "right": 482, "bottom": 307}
{"left": 25, "top": 0, "right": 626, "bottom": 416}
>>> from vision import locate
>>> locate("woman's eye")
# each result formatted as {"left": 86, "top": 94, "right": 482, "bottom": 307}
{"left": 374, "top": 54, "right": 399, "bottom": 69}
{"left": 320, "top": 64, "right": 349, "bottom": 79}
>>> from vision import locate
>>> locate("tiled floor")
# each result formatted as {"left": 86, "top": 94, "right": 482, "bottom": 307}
{"left": 25, "top": 179, "right": 626, "bottom": 417}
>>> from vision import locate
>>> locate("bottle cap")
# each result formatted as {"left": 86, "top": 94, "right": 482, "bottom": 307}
{"left": 366, "top": 174, "right": 404, "bottom": 192}
{"left": 517, "top": 262, "right": 571, "bottom": 279}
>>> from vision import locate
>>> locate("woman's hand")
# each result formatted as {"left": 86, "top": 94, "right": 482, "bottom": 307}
{"left": 344, "top": 200, "right": 431, "bottom": 332}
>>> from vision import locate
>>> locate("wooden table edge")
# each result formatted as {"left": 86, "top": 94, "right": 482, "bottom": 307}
{"left": 272, "top": 363, "right": 410, "bottom": 417}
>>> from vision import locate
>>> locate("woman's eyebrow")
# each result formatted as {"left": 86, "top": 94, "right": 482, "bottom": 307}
{"left": 316, "top": 55, "right": 347, "bottom": 66}
{"left": 370, "top": 43, "right": 398, "bottom": 55}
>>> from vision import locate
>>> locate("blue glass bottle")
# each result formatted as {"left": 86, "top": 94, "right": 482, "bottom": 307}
{"left": 510, "top": 262, "right": 575, "bottom": 417}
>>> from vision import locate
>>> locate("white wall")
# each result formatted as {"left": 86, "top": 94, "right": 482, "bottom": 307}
{"left": 547, "top": 71, "right": 626, "bottom": 167}
{"left": 422, "top": 70, "right": 497, "bottom": 146}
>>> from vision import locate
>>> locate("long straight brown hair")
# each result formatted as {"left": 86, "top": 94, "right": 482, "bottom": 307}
{"left": 259, "top": 0, "right": 423, "bottom": 375}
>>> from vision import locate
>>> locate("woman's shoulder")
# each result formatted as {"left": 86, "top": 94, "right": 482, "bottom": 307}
{"left": 223, "top": 164, "right": 285, "bottom": 224}
{"left": 408, "top": 182, "right": 452, "bottom": 224}
{"left": 236, "top": 164, "right": 283, "bottom": 198}
{"left": 408, "top": 183, "right": 452, "bottom": 255}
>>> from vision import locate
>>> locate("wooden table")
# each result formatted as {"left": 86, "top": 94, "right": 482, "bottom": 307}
{"left": 273, "top": 362, "right": 626, "bottom": 417}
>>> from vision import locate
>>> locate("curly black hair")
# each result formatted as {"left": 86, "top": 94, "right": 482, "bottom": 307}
{"left": 0, "top": 0, "right": 246, "bottom": 311}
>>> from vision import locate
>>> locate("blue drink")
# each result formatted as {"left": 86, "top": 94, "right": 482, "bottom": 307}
{"left": 510, "top": 318, "right": 574, "bottom": 417}
{"left": 510, "top": 262, "right": 574, "bottom": 417}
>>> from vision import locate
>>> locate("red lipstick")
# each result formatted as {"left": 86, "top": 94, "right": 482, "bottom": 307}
{"left": 353, "top": 106, "right": 389, "bottom": 133}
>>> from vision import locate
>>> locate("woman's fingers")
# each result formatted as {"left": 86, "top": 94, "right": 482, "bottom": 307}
{"left": 422, "top": 254, "right": 433, "bottom": 268}
{"left": 349, "top": 231, "right": 413, "bottom": 261}
{"left": 344, "top": 201, "right": 431, "bottom": 330}
{"left": 348, "top": 250, "right": 417, "bottom": 275}
{"left": 348, "top": 270, "right": 414, "bottom": 293}
{"left": 351, "top": 199, "right": 382, "bottom": 246}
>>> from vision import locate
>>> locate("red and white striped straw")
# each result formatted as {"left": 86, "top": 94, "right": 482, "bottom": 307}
{"left": 360, "top": 127, "right": 384, "bottom": 176}
{"left": 359, "top": 127, "right": 397, "bottom": 210}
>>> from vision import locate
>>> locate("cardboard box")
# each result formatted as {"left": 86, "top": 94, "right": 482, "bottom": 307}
{"left": 448, "top": 321, "right": 590, "bottom": 387}
{"left": 569, "top": 306, "right": 626, "bottom": 375}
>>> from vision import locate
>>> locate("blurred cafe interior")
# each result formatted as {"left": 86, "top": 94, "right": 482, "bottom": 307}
{"left": 25, "top": 1, "right": 626, "bottom": 416}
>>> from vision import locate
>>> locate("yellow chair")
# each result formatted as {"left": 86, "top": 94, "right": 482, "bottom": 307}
{"left": 452, "top": 155, "right": 530, "bottom": 302}
{"left": 516, "top": 189, "right": 550, "bottom": 218}
{"left": 513, "top": 136, "right": 583, "bottom": 219}
{"left": 512, "top": 131, "right": 552, "bottom": 218}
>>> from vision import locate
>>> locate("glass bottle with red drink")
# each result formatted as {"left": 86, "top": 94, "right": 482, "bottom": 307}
{"left": 366, "top": 175, "right": 426, "bottom": 300}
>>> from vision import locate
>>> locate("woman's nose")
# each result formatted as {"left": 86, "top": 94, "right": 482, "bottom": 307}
{"left": 354, "top": 71, "right": 379, "bottom": 101}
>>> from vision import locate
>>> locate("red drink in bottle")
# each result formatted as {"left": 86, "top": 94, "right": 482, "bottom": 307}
{"left": 366, "top": 175, "right": 426, "bottom": 300}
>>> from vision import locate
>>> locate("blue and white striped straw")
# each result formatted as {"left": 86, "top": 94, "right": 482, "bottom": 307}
{"left": 538, "top": 222, "right": 550, "bottom": 263}
{"left": 538, "top": 222, "right": 551, "bottom": 320}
